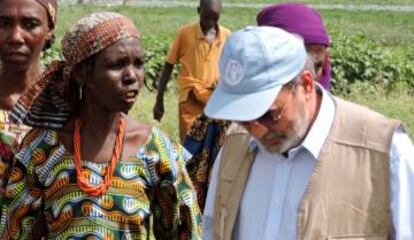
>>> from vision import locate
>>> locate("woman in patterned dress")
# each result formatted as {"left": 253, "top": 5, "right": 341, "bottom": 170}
{"left": 1, "top": 12, "right": 201, "bottom": 239}
{"left": 0, "top": 0, "right": 57, "bottom": 200}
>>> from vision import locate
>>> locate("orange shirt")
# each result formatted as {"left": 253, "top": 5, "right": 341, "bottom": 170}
{"left": 166, "top": 22, "right": 231, "bottom": 103}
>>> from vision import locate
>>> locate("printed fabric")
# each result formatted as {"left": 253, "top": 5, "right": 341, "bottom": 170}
{"left": 0, "top": 127, "right": 202, "bottom": 240}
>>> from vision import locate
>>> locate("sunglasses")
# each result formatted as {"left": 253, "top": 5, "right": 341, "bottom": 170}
{"left": 255, "top": 83, "right": 297, "bottom": 126}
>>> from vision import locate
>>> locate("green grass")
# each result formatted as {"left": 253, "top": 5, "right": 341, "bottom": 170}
{"left": 56, "top": 5, "right": 414, "bottom": 47}
{"left": 53, "top": 5, "right": 414, "bottom": 140}
{"left": 321, "top": 10, "right": 414, "bottom": 47}
{"left": 219, "top": 0, "right": 414, "bottom": 4}
{"left": 111, "top": 0, "right": 414, "bottom": 5}
{"left": 340, "top": 83, "right": 414, "bottom": 138}
{"left": 129, "top": 88, "right": 180, "bottom": 139}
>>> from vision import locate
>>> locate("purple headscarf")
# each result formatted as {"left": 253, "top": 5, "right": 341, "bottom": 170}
{"left": 257, "top": 2, "right": 331, "bottom": 90}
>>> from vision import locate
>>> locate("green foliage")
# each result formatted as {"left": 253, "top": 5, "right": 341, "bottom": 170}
{"left": 329, "top": 31, "right": 414, "bottom": 94}
{"left": 141, "top": 36, "right": 170, "bottom": 90}
{"left": 41, "top": 45, "right": 63, "bottom": 67}
{"left": 141, "top": 36, "right": 180, "bottom": 92}
{"left": 40, "top": 29, "right": 414, "bottom": 97}
{"left": 40, "top": 5, "right": 414, "bottom": 139}
{"left": 217, "top": 0, "right": 414, "bottom": 4}
{"left": 40, "top": 29, "right": 414, "bottom": 94}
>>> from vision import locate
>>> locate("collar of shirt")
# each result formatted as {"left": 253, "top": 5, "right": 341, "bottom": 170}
{"left": 249, "top": 84, "right": 336, "bottom": 160}
{"left": 195, "top": 22, "right": 224, "bottom": 43}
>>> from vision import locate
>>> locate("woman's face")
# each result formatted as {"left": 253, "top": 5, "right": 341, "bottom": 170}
{"left": 305, "top": 44, "right": 327, "bottom": 82}
{"left": 83, "top": 37, "right": 145, "bottom": 114}
{"left": 0, "top": 0, "right": 52, "bottom": 71}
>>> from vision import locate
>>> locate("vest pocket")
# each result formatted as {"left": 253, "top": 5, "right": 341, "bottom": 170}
{"left": 326, "top": 234, "right": 388, "bottom": 240}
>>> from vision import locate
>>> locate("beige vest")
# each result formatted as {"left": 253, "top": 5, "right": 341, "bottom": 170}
{"left": 213, "top": 97, "right": 401, "bottom": 240}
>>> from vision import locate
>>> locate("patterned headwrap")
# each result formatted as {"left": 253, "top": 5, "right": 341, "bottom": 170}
{"left": 257, "top": 3, "right": 332, "bottom": 90}
{"left": 10, "top": 12, "right": 141, "bottom": 129}
{"left": 35, "top": 0, "right": 58, "bottom": 28}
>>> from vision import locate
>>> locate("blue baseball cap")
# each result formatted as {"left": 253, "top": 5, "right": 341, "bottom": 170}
{"left": 205, "top": 26, "right": 307, "bottom": 121}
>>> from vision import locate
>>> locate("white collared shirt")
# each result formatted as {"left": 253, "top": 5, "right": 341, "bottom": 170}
{"left": 203, "top": 87, "right": 414, "bottom": 240}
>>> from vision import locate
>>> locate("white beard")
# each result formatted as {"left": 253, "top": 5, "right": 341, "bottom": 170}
{"left": 263, "top": 101, "right": 310, "bottom": 154}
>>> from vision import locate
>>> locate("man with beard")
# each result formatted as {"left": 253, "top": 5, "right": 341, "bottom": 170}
{"left": 202, "top": 26, "right": 414, "bottom": 240}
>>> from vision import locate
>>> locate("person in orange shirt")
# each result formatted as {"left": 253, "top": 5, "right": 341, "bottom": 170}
{"left": 153, "top": 0, "right": 231, "bottom": 141}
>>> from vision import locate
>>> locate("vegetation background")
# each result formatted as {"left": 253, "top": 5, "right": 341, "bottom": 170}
{"left": 46, "top": 1, "right": 414, "bottom": 140}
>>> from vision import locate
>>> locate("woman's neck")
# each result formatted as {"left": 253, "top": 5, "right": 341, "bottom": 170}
{"left": 0, "top": 61, "right": 41, "bottom": 95}
{"left": 0, "top": 61, "right": 41, "bottom": 110}
{"left": 72, "top": 100, "right": 124, "bottom": 164}
{"left": 78, "top": 102, "right": 121, "bottom": 140}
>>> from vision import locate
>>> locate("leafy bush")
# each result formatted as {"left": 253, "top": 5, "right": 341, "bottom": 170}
{"left": 40, "top": 31, "right": 414, "bottom": 96}
{"left": 41, "top": 45, "right": 63, "bottom": 67}
{"left": 141, "top": 36, "right": 170, "bottom": 91}
{"left": 329, "top": 30, "right": 414, "bottom": 95}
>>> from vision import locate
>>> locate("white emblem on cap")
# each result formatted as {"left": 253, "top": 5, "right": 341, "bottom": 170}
{"left": 225, "top": 59, "right": 245, "bottom": 86}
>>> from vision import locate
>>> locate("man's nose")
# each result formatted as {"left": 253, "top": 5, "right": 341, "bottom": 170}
{"left": 245, "top": 121, "right": 269, "bottom": 139}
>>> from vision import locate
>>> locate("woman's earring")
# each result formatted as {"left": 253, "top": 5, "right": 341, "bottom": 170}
{"left": 79, "top": 85, "right": 83, "bottom": 100}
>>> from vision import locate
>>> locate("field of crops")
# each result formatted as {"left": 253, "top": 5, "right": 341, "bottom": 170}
{"left": 44, "top": 3, "right": 414, "bottom": 140}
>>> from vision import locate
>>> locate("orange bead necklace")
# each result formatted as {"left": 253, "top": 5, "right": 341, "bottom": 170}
{"left": 73, "top": 117, "right": 125, "bottom": 197}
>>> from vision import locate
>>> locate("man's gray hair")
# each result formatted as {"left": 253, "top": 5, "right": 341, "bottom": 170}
{"left": 289, "top": 55, "right": 316, "bottom": 86}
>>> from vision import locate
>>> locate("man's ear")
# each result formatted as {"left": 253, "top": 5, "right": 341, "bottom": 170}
{"left": 301, "top": 70, "right": 315, "bottom": 96}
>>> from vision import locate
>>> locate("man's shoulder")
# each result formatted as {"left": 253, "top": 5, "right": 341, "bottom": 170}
{"left": 332, "top": 96, "right": 402, "bottom": 151}
{"left": 225, "top": 122, "right": 248, "bottom": 136}
{"left": 15, "top": 128, "right": 60, "bottom": 166}
{"left": 218, "top": 25, "right": 232, "bottom": 38}
{"left": 176, "top": 22, "right": 199, "bottom": 35}
{"left": 334, "top": 96, "right": 396, "bottom": 121}
{"left": 219, "top": 25, "right": 231, "bottom": 34}
{"left": 222, "top": 123, "right": 252, "bottom": 153}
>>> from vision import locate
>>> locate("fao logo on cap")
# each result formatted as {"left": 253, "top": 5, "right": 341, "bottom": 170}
{"left": 224, "top": 59, "right": 245, "bottom": 86}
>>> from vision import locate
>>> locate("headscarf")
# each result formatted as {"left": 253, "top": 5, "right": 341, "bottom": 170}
{"left": 257, "top": 3, "right": 332, "bottom": 90}
{"left": 10, "top": 12, "right": 141, "bottom": 129}
{"left": 35, "top": 0, "right": 58, "bottom": 28}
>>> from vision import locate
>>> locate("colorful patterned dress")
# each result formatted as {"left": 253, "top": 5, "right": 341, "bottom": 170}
{"left": 183, "top": 114, "right": 231, "bottom": 212}
{"left": 0, "top": 127, "right": 202, "bottom": 240}
{"left": 0, "top": 110, "right": 29, "bottom": 202}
